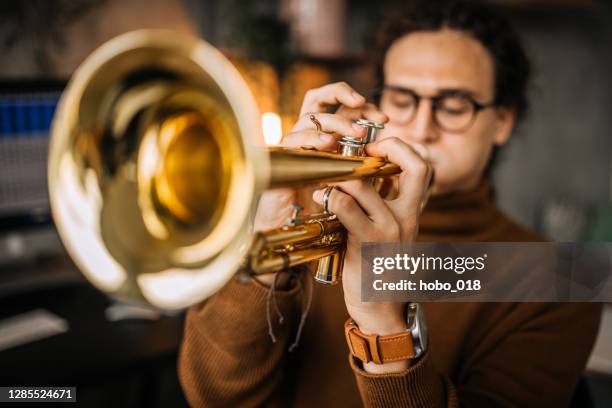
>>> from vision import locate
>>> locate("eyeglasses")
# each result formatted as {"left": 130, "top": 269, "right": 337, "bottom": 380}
{"left": 373, "top": 85, "right": 496, "bottom": 133}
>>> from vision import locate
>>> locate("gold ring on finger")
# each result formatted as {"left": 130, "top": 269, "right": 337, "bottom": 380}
{"left": 308, "top": 113, "right": 323, "bottom": 133}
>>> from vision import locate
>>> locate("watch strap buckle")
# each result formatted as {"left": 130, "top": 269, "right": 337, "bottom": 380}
{"left": 344, "top": 318, "right": 417, "bottom": 365}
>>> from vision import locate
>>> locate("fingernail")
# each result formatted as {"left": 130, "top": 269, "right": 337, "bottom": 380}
{"left": 319, "top": 133, "right": 333, "bottom": 143}
{"left": 352, "top": 91, "right": 364, "bottom": 101}
{"left": 312, "top": 189, "right": 323, "bottom": 202}
{"left": 352, "top": 123, "right": 365, "bottom": 134}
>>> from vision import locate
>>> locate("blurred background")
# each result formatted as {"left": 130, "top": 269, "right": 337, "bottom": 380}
{"left": 0, "top": 0, "right": 611, "bottom": 406}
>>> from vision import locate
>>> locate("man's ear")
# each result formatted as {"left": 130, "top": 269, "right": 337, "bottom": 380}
{"left": 493, "top": 107, "right": 516, "bottom": 146}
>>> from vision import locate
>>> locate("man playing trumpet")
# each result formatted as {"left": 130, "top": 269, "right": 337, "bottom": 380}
{"left": 179, "top": 1, "right": 601, "bottom": 406}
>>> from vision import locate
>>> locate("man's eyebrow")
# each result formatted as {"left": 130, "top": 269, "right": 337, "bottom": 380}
{"left": 437, "top": 88, "right": 478, "bottom": 98}
{"left": 384, "top": 84, "right": 481, "bottom": 99}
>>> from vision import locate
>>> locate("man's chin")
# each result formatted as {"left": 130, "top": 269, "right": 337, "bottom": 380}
{"left": 376, "top": 173, "right": 480, "bottom": 200}
{"left": 429, "top": 175, "right": 484, "bottom": 197}
{"left": 429, "top": 178, "right": 460, "bottom": 196}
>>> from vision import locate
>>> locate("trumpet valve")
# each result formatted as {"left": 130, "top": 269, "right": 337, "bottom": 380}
{"left": 356, "top": 119, "right": 385, "bottom": 144}
{"left": 337, "top": 135, "right": 365, "bottom": 157}
{"left": 337, "top": 120, "right": 385, "bottom": 157}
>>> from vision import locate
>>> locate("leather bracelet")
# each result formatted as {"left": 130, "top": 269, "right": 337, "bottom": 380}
{"left": 344, "top": 318, "right": 416, "bottom": 364}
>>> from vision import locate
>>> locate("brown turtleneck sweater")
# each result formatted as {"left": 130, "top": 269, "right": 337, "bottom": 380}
{"left": 178, "top": 180, "right": 602, "bottom": 407}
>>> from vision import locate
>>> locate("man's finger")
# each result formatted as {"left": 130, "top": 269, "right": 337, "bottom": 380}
{"left": 300, "top": 82, "right": 366, "bottom": 116}
{"left": 282, "top": 129, "right": 337, "bottom": 151}
{"left": 254, "top": 188, "right": 295, "bottom": 232}
{"left": 337, "top": 103, "right": 389, "bottom": 124}
{"left": 312, "top": 187, "right": 373, "bottom": 238}
{"left": 365, "top": 138, "right": 432, "bottom": 210}
{"left": 331, "top": 180, "right": 396, "bottom": 225}
{"left": 293, "top": 113, "right": 366, "bottom": 139}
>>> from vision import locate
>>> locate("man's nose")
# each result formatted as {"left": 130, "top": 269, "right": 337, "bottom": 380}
{"left": 408, "top": 100, "right": 438, "bottom": 143}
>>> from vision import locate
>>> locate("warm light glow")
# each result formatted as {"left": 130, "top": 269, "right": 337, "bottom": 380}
{"left": 261, "top": 112, "right": 282, "bottom": 145}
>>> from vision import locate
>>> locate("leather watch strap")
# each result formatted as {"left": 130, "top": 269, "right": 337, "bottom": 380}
{"left": 344, "top": 319, "right": 416, "bottom": 364}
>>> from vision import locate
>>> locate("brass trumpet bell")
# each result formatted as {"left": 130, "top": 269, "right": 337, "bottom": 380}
{"left": 49, "top": 30, "right": 399, "bottom": 309}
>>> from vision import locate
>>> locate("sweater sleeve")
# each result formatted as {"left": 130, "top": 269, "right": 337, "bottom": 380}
{"left": 350, "top": 302, "right": 601, "bottom": 408}
{"left": 350, "top": 351, "right": 458, "bottom": 407}
{"left": 178, "top": 275, "right": 303, "bottom": 407}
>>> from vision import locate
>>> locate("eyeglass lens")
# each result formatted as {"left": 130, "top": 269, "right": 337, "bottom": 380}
{"left": 380, "top": 88, "right": 478, "bottom": 132}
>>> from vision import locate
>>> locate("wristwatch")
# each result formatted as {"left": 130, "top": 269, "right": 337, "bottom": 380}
{"left": 344, "top": 303, "right": 428, "bottom": 364}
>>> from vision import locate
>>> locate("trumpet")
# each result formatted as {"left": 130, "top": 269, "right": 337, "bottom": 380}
{"left": 48, "top": 30, "right": 401, "bottom": 309}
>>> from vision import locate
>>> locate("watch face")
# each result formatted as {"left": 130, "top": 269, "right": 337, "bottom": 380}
{"left": 408, "top": 303, "right": 428, "bottom": 357}
{"left": 416, "top": 313, "right": 428, "bottom": 355}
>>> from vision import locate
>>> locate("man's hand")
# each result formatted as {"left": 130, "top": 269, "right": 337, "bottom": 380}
{"left": 256, "top": 81, "right": 433, "bottom": 373}
{"left": 313, "top": 138, "right": 433, "bottom": 374}
{"left": 254, "top": 82, "right": 384, "bottom": 286}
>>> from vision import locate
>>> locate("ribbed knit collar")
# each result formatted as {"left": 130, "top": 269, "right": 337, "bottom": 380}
{"left": 417, "top": 178, "right": 502, "bottom": 241}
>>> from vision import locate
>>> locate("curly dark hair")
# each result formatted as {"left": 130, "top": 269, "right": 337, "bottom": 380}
{"left": 373, "top": 0, "right": 531, "bottom": 121}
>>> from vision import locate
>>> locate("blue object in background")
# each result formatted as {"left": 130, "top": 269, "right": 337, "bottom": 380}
{"left": 43, "top": 96, "right": 58, "bottom": 131}
{"left": 14, "top": 96, "right": 26, "bottom": 136}
{"left": 29, "top": 95, "right": 41, "bottom": 133}
{"left": 0, "top": 97, "right": 11, "bottom": 135}
{"left": 0, "top": 92, "right": 60, "bottom": 139}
